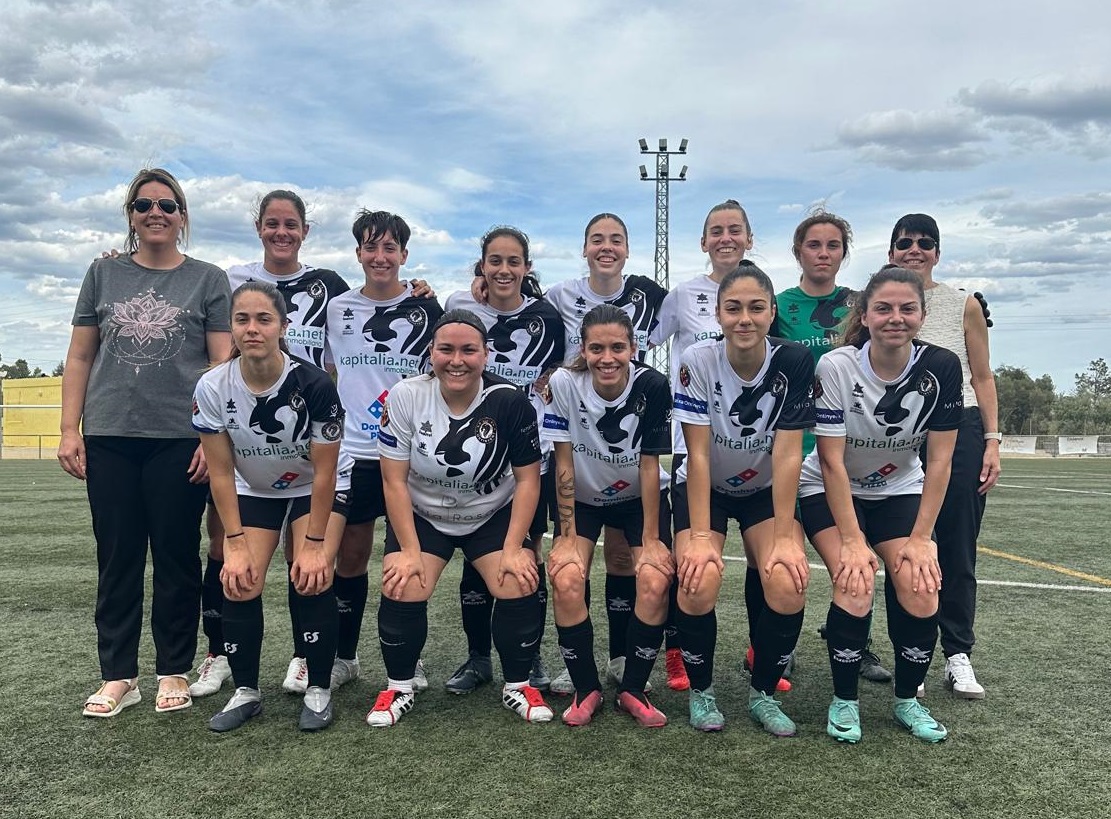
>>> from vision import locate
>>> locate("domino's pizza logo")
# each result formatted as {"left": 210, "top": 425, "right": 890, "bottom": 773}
{"left": 272, "top": 471, "right": 299, "bottom": 490}
{"left": 367, "top": 389, "right": 389, "bottom": 420}
{"left": 859, "top": 463, "right": 898, "bottom": 488}
{"left": 600, "top": 479, "right": 631, "bottom": 497}
{"left": 726, "top": 468, "right": 759, "bottom": 488}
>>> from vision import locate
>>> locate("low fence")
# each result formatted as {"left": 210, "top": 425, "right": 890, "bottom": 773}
{"left": 999, "top": 435, "right": 1111, "bottom": 457}
{"left": 2, "top": 434, "right": 62, "bottom": 459}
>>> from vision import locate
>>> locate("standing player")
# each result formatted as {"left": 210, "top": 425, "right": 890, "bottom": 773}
{"left": 367, "top": 309, "right": 552, "bottom": 727}
{"left": 672, "top": 263, "right": 815, "bottom": 735}
{"left": 191, "top": 189, "right": 351, "bottom": 699}
{"left": 543, "top": 305, "right": 673, "bottom": 727}
{"left": 774, "top": 210, "right": 893, "bottom": 684}
{"left": 889, "top": 214, "right": 999, "bottom": 699}
{"left": 799, "top": 265, "right": 962, "bottom": 743}
{"left": 443, "top": 226, "right": 565, "bottom": 694}
{"left": 650, "top": 199, "right": 761, "bottom": 693}
{"left": 323, "top": 210, "right": 444, "bottom": 693}
{"left": 543, "top": 213, "right": 668, "bottom": 695}
{"left": 193, "top": 282, "right": 351, "bottom": 732}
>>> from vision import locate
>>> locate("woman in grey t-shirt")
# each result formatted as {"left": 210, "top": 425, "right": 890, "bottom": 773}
{"left": 60, "top": 168, "right": 232, "bottom": 717}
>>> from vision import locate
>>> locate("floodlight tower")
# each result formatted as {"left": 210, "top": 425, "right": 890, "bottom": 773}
{"left": 638, "top": 137, "right": 688, "bottom": 374}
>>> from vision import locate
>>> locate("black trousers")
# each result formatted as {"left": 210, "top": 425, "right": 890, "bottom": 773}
{"left": 85, "top": 436, "right": 206, "bottom": 679}
{"left": 920, "top": 408, "right": 986, "bottom": 657}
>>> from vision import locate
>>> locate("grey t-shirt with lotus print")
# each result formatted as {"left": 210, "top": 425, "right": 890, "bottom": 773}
{"left": 72, "top": 254, "right": 231, "bottom": 438}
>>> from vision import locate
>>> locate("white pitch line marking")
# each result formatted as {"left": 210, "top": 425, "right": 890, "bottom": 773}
{"left": 995, "top": 483, "right": 1111, "bottom": 496}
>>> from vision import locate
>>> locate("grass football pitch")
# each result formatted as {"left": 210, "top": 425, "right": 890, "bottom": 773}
{"left": 1, "top": 457, "right": 1109, "bottom": 819}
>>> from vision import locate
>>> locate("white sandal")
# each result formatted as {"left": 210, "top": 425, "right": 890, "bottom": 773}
{"left": 155, "top": 674, "right": 193, "bottom": 713}
{"left": 82, "top": 679, "right": 141, "bottom": 718}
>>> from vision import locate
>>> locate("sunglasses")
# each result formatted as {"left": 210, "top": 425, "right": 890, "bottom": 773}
{"left": 130, "top": 197, "right": 181, "bottom": 215}
{"left": 894, "top": 236, "right": 937, "bottom": 252}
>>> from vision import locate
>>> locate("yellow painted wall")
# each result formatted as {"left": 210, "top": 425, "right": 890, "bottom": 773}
{"left": 1, "top": 376, "right": 62, "bottom": 458}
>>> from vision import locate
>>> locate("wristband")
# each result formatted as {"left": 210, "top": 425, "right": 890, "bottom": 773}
{"left": 225, "top": 532, "right": 245, "bottom": 539}
{"left": 305, "top": 535, "right": 325, "bottom": 542}
{"left": 983, "top": 432, "right": 1002, "bottom": 441}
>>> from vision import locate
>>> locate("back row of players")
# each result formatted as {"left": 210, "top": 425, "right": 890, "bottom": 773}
{"left": 70, "top": 171, "right": 998, "bottom": 742}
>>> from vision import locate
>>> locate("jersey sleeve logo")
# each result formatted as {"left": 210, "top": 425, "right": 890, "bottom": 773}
{"left": 678, "top": 364, "right": 691, "bottom": 388}
{"left": 321, "top": 421, "right": 342, "bottom": 442}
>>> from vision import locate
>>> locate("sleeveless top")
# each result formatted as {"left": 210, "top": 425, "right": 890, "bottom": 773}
{"left": 918, "top": 282, "right": 977, "bottom": 408}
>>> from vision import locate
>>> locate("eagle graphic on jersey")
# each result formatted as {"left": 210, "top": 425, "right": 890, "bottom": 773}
{"left": 727, "top": 372, "right": 788, "bottom": 438}
{"left": 249, "top": 382, "right": 310, "bottom": 446}
{"left": 488, "top": 313, "right": 558, "bottom": 368}
{"left": 810, "top": 288, "right": 853, "bottom": 341}
{"left": 595, "top": 393, "right": 646, "bottom": 455}
{"left": 362, "top": 303, "right": 431, "bottom": 355}
{"left": 874, "top": 370, "right": 940, "bottom": 438}
{"left": 612, "top": 285, "right": 652, "bottom": 335}
{"left": 434, "top": 415, "right": 508, "bottom": 495}
{"left": 284, "top": 280, "right": 328, "bottom": 329}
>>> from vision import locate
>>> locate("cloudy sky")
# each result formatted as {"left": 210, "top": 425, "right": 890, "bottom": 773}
{"left": 2, "top": 0, "right": 1108, "bottom": 390}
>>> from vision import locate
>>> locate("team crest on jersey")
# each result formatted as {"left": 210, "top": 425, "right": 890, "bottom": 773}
{"left": 307, "top": 280, "right": 326, "bottom": 300}
{"left": 527, "top": 318, "right": 543, "bottom": 336}
{"left": 633, "top": 392, "right": 647, "bottom": 417}
{"left": 380, "top": 403, "right": 390, "bottom": 428}
{"left": 628, "top": 289, "right": 643, "bottom": 304}
{"left": 289, "top": 391, "right": 306, "bottom": 412}
{"left": 875, "top": 370, "right": 940, "bottom": 438}
{"left": 679, "top": 364, "right": 691, "bottom": 388}
{"left": 540, "top": 384, "right": 553, "bottom": 404}
{"left": 475, "top": 417, "right": 497, "bottom": 443}
{"left": 812, "top": 376, "right": 823, "bottom": 400}
{"left": 770, "top": 372, "right": 787, "bottom": 396}
{"left": 192, "top": 399, "right": 199, "bottom": 416}
{"left": 321, "top": 421, "right": 342, "bottom": 442}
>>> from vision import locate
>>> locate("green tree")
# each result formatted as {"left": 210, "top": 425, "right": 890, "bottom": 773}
{"left": 1075, "top": 358, "right": 1111, "bottom": 397}
{"left": 995, "top": 365, "right": 1055, "bottom": 435}
{"left": 1052, "top": 359, "right": 1111, "bottom": 434}
{"left": 3, "top": 358, "right": 33, "bottom": 379}
{"left": 52, "top": 361, "right": 65, "bottom": 376}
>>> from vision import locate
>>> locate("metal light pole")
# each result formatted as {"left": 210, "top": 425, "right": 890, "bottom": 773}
{"left": 639, "top": 137, "right": 688, "bottom": 375}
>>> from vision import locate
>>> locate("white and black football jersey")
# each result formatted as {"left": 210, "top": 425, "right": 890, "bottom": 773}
{"left": 378, "top": 372, "right": 542, "bottom": 536}
{"left": 445, "top": 291, "right": 566, "bottom": 468}
{"left": 192, "top": 354, "right": 353, "bottom": 498}
{"left": 798, "top": 340, "right": 964, "bottom": 499}
{"left": 545, "top": 275, "right": 667, "bottom": 365}
{"left": 673, "top": 337, "right": 815, "bottom": 496}
{"left": 227, "top": 262, "right": 350, "bottom": 369}
{"left": 648, "top": 274, "right": 722, "bottom": 453}
{"left": 324, "top": 284, "right": 444, "bottom": 460}
{"left": 541, "top": 362, "right": 671, "bottom": 507}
